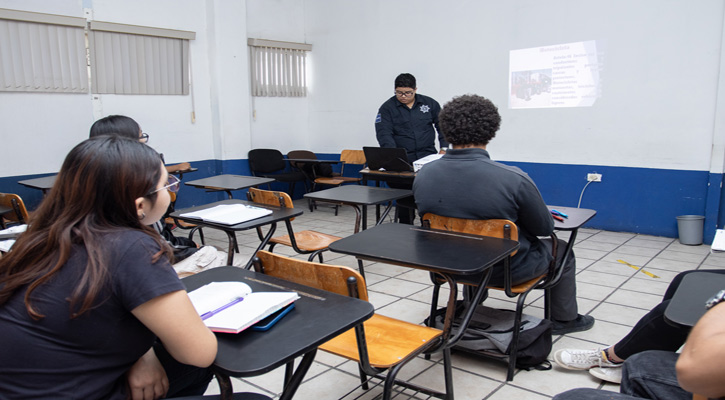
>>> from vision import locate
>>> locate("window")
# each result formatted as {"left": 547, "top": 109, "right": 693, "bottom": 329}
{"left": 0, "top": 8, "right": 87, "bottom": 93}
{"left": 248, "top": 38, "right": 312, "bottom": 97}
{"left": 88, "top": 21, "right": 195, "bottom": 95}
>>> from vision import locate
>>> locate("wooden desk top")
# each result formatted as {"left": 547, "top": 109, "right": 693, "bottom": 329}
{"left": 185, "top": 175, "right": 275, "bottom": 191}
{"left": 329, "top": 223, "right": 519, "bottom": 276}
{"left": 665, "top": 271, "right": 725, "bottom": 328}
{"left": 171, "top": 199, "right": 302, "bottom": 230}
{"left": 182, "top": 267, "right": 374, "bottom": 377}
{"left": 304, "top": 185, "right": 412, "bottom": 205}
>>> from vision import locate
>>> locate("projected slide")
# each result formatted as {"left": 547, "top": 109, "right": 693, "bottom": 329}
{"left": 509, "top": 40, "right": 602, "bottom": 109}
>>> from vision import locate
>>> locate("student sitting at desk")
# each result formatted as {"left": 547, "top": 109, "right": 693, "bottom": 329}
{"left": 90, "top": 115, "right": 228, "bottom": 274}
{"left": 0, "top": 136, "right": 217, "bottom": 398}
{"left": 554, "top": 282, "right": 725, "bottom": 400}
{"left": 413, "top": 94, "right": 594, "bottom": 335}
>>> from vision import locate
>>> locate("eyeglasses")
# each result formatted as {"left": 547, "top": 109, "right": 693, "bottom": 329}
{"left": 395, "top": 90, "right": 415, "bottom": 97}
{"left": 139, "top": 132, "right": 150, "bottom": 143}
{"left": 149, "top": 174, "right": 180, "bottom": 195}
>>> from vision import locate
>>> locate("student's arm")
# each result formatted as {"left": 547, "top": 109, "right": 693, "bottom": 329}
{"left": 126, "top": 348, "right": 169, "bottom": 400}
{"left": 432, "top": 100, "right": 447, "bottom": 149}
{"left": 132, "top": 290, "right": 217, "bottom": 367}
{"left": 676, "top": 300, "right": 725, "bottom": 398}
{"left": 375, "top": 106, "right": 397, "bottom": 148}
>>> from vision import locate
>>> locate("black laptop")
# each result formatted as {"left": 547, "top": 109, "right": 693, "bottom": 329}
{"left": 363, "top": 147, "right": 413, "bottom": 172}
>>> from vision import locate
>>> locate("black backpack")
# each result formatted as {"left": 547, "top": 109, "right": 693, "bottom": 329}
{"left": 425, "top": 302, "right": 552, "bottom": 370}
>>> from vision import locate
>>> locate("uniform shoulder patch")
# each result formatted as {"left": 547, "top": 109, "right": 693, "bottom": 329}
{"left": 375, "top": 113, "right": 382, "bottom": 123}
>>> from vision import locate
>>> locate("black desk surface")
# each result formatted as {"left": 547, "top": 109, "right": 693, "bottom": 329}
{"left": 182, "top": 267, "right": 374, "bottom": 376}
{"left": 170, "top": 199, "right": 302, "bottom": 230}
{"left": 329, "top": 223, "right": 519, "bottom": 276}
{"left": 303, "top": 185, "right": 412, "bottom": 205}
{"left": 359, "top": 168, "right": 416, "bottom": 178}
{"left": 286, "top": 158, "right": 339, "bottom": 164}
{"left": 18, "top": 175, "right": 57, "bottom": 190}
{"left": 548, "top": 206, "right": 597, "bottom": 230}
{"left": 185, "top": 175, "right": 275, "bottom": 191}
{"left": 665, "top": 271, "right": 725, "bottom": 328}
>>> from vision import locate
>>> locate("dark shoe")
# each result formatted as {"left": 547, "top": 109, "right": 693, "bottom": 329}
{"left": 552, "top": 314, "right": 594, "bottom": 335}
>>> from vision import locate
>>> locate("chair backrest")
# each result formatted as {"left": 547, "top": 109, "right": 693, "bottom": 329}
{"left": 253, "top": 250, "right": 369, "bottom": 301}
{"left": 248, "top": 187, "right": 294, "bottom": 208}
{"left": 287, "top": 150, "right": 317, "bottom": 170}
{"left": 421, "top": 213, "right": 519, "bottom": 256}
{"left": 340, "top": 150, "right": 366, "bottom": 165}
{"left": 0, "top": 193, "right": 29, "bottom": 224}
{"left": 248, "top": 149, "right": 286, "bottom": 174}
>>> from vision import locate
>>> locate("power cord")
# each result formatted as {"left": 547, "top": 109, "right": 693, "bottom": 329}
{"left": 577, "top": 180, "right": 594, "bottom": 208}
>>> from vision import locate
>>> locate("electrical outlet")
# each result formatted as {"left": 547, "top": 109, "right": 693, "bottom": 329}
{"left": 587, "top": 173, "right": 602, "bottom": 182}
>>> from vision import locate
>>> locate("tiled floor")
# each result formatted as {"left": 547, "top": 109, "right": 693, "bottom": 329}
{"left": 190, "top": 199, "right": 725, "bottom": 399}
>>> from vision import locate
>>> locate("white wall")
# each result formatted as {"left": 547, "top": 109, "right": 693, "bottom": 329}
{"left": 0, "top": 0, "right": 252, "bottom": 176}
{"left": 295, "top": 0, "right": 725, "bottom": 171}
{"left": 1, "top": 0, "right": 723, "bottom": 177}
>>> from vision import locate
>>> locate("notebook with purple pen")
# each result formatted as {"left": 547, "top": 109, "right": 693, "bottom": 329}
{"left": 188, "top": 281, "right": 299, "bottom": 334}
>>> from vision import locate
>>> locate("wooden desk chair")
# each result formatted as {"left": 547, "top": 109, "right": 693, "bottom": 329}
{"left": 247, "top": 188, "right": 341, "bottom": 262}
{"left": 312, "top": 149, "right": 366, "bottom": 190}
{"left": 0, "top": 193, "right": 30, "bottom": 229}
{"left": 421, "top": 213, "right": 560, "bottom": 381}
{"left": 248, "top": 149, "right": 307, "bottom": 196}
{"left": 252, "top": 250, "right": 451, "bottom": 400}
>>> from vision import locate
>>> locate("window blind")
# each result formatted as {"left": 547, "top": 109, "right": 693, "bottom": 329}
{"left": 248, "top": 38, "right": 312, "bottom": 97}
{"left": 89, "top": 21, "right": 194, "bottom": 95}
{"left": 0, "top": 9, "right": 87, "bottom": 93}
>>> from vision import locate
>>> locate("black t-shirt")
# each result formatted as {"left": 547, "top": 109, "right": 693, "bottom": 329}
{"left": 0, "top": 230, "right": 184, "bottom": 399}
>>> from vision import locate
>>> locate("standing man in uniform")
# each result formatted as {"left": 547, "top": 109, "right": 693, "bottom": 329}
{"left": 374, "top": 73, "right": 447, "bottom": 223}
{"left": 375, "top": 73, "right": 448, "bottom": 162}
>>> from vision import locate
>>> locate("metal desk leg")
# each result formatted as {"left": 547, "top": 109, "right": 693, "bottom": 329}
{"left": 279, "top": 349, "right": 318, "bottom": 400}
{"left": 244, "top": 222, "right": 278, "bottom": 269}
{"left": 376, "top": 201, "right": 395, "bottom": 225}
{"left": 214, "top": 370, "right": 234, "bottom": 400}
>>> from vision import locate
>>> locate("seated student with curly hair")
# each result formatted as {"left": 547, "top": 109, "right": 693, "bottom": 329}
{"left": 0, "top": 136, "right": 216, "bottom": 398}
{"left": 413, "top": 94, "right": 594, "bottom": 334}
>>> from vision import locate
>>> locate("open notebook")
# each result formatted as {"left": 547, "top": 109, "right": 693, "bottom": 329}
{"left": 180, "top": 204, "right": 272, "bottom": 225}
{"left": 188, "top": 281, "right": 299, "bottom": 334}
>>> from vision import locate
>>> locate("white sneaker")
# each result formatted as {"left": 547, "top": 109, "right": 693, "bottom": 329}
{"left": 590, "top": 366, "right": 623, "bottom": 384}
{"left": 553, "top": 348, "right": 619, "bottom": 370}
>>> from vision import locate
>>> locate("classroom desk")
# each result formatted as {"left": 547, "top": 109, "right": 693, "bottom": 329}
{"left": 329, "top": 223, "right": 519, "bottom": 352}
{"left": 18, "top": 175, "right": 57, "bottom": 194}
{"left": 664, "top": 271, "right": 725, "bottom": 328}
{"left": 171, "top": 199, "right": 302, "bottom": 267}
{"left": 303, "top": 185, "right": 412, "bottom": 232}
{"left": 170, "top": 166, "right": 198, "bottom": 180}
{"left": 185, "top": 175, "right": 276, "bottom": 199}
{"left": 359, "top": 167, "right": 415, "bottom": 187}
{"left": 547, "top": 206, "right": 597, "bottom": 285}
{"left": 183, "top": 267, "right": 374, "bottom": 400}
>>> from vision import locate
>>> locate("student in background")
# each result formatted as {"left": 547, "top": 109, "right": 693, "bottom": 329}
{"left": 554, "top": 286, "right": 725, "bottom": 400}
{"left": 0, "top": 136, "right": 216, "bottom": 399}
{"left": 90, "top": 115, "right": 228, "bottom": 274}
{"left": 413, "top": 94, "right": 594, "bottom": 335}
{"left": 374, "top": 73, "right": 447, "bottom": 224}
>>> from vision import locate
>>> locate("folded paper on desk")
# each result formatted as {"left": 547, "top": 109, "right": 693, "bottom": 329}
{"left": 188, "top": 281, "right": 299, "bottom": 334}
{"left": 181, "top": 204, "right": 272, "bottom": 225}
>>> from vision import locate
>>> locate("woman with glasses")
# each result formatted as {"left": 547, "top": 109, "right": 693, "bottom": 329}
{"left": 90, "top": 115, "right": 228, "bottom": 274}
{"left": 0, "top": 136, "right": 217, "bottom": 398}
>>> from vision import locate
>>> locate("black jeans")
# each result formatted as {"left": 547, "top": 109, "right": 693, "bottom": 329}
{"left": 613, "top": 269, "right": 725, "bottom": 359}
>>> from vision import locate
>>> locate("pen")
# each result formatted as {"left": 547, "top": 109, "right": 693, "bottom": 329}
{"left": 551, "top": 209, "right": 568, "bottom": 218}
{"left": 617, "top": 259, "right": 660, "bottom": 279}
{"left": 200, "top": 297, "right": 244, "bottom": 320}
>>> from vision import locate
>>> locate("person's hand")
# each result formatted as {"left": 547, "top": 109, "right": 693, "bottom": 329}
{"left": 438, "top": 148, "right": 447, "bottom": 154}
{"left": 126, "top": 348, "right": 169, "bottom": 400}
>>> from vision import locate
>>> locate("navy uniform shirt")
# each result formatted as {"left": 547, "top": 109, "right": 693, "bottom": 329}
{"left": 375, "top": 93, "right": 448, "bottom": 162}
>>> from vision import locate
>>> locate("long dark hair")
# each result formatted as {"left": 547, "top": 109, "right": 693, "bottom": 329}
{"left": 89, "top": 115, "right": 140, "bottom": 140}
{"left": 0, "top": 136, "right": 172, "bottom": 319}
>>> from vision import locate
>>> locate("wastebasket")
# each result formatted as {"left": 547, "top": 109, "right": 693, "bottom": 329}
{"left": 676, "top": 215, "right": 705, "bottom": 245}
